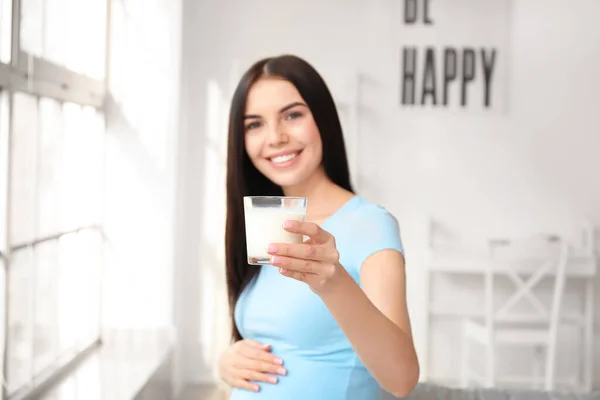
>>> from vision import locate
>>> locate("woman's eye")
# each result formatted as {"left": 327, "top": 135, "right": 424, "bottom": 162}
{"left": 285, "top": 111, "right": 302, "bottom": 120}
{"left": 245, "top": 121, "right": 261, "bottom": 131}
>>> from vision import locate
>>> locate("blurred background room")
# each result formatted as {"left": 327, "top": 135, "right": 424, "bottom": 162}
{"left": 0, "top": 0, "right": 598, "bottom": 399}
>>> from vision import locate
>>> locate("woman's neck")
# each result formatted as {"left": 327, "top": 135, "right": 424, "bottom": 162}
{"left": 282, "top": 169, "right": 331, "bottom": 200}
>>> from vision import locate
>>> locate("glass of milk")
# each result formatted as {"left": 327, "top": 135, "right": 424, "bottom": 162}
{"left": 243, "top": 196, "right": 307, "bottom": 265}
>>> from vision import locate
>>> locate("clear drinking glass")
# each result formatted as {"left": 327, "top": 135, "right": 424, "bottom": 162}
{"left": 244, "top": 196, "right": 307, "bottom": 265}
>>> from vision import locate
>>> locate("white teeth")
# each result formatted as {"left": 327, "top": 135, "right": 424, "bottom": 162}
{"left": 271, "top": 152, "right": 298, "bottom": 163}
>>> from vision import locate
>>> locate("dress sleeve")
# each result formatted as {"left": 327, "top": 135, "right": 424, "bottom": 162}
{"left": 351, "top": 205, "right": 405, "bottom": 272}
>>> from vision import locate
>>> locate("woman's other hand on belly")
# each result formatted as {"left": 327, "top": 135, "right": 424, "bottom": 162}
{"left": 218, "top": 339, "right": 287, "bottom": 392}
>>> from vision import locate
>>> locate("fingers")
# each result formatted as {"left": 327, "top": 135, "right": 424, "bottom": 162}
{"left": 238, "top": 356, "right": 287, "bottom": 375}
{"left": 240, "top": 369, "right": 279, "bottom": 384}
{"left": 237, "top": 342, "right": 286, "bottom": 375}
{"left": 278, "top": 267, "right": 309, "bottom": 283}
{"left": 228, "top": 360, "right": 284, "bottom": 392}
{"left": 224, "top": 340, "right": 287, "bottom": 393}
{"left": 240, "top": 343, "right": 283, "bottom": 366}
{"left": 231, "top": 378, "right": 260, "bottom": 392}
{"left": 283, "top": 220, "right": 330, "bottom": 243}
{"left": 270, "top": 255, "right": 320, "bottom": 274}
{"left": 267, "top": 242, "right": 338, "bottom": 263}
{"left": 230, "top": 370, "right": 279, "bottom": 392}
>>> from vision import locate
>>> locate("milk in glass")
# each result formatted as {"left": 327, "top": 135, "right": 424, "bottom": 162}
{"left": 243, "top": 197, "right": 307, "bottom": 265}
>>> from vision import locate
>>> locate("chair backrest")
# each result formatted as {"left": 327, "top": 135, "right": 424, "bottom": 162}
{"left": 486, "top": 235, "right": 569, "bottom": 325}
{"left": 483, "top": 236, "right": 569, "bottom": 389}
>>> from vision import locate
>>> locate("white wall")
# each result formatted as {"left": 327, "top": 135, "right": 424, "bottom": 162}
{"left": 175, "top": 0, "right": 235, "bottom": 387}
{"left": 178, "top": 0, "right": 600, "bottom": 390}
{"left": 103, "top": 0, "right": 181, "bottom": 332}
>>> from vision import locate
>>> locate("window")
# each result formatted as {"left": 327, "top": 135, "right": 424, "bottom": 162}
{"left": 20, "top": 0, "right": 43, "bottom": 57}
{"left": 32, "top": 240, "right": 58, "bottom": 375}
{"left": 65, "top": 0, "right": 106, "bottom": 79}
{"left": 44, "top": 0, "right": 107, "bottom": 79}
{"left": 1, "top": 0, "right": 108, "bottom": 397}
{"left": 38, "top": 98, "right": 63, "bottom": 238}
{"left": 0, "top": 89, "right": 8, "bottom": 395}
{"left": 43, "top": 0, "right": 68, "bottom": 67}
{"left": 6, "top": 95, "right": 105, "bottom": 396}
{"left": 56, "top": 230, "right": 102, "bottom": 355}
{"left": 7, "top": 248, "right": 34, "bottom": 394}
{"left": 9, "top": 93, "right": 38, "bottom": 246}
{"left": 0, "top": 90, "right": 9, "bottom": 248}
{"left": 0, "top": 0, "right": 12, "bottom": 64}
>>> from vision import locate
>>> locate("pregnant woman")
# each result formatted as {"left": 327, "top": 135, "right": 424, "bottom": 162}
{"left": 219, "top": 55, "right": 419, "bottom": 400}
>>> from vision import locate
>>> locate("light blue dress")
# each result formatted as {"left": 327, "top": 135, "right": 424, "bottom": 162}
{"left": 231, "top": 196, "right": 404, "bottom": 400}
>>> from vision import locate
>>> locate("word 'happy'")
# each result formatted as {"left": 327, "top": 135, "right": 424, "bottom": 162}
{"left": 401, "top": 0, "right": 498, "bottom": 108}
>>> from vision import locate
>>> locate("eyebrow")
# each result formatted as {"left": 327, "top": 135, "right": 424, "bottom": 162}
{"left": 244, "top": 101, "right": 307, "bottom": 120}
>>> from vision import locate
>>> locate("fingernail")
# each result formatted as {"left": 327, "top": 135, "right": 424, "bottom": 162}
{"left": 267, "top": 244, "right": 278, "bottom": 253}
{"left": 271, "top": 256, "right": 282, "bottom": 264}
{"left": 274, "top": 357, "right": 283, "bottom": 365}
{"left": 283, "top": 220, "right": 294, "bottom": 228}
{"left": 277, "top": 367, "right": 287, "bottom": 375}
{"left": 279, "top": 268, "right": 288, "bottom": 274}
{"left": 253, "top": 384, "right": 260, "bottom": 392}
{"left": 268, "top": 376, "right": 278, "bottom": 383}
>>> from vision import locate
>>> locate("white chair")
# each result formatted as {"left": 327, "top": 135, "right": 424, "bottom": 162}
{"left": 460, "top": 236, "right": 570, "bottom": 391}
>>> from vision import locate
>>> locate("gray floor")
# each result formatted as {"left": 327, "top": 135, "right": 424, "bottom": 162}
{"left": 36, "top": 330, "right": 175, "bottom": 400}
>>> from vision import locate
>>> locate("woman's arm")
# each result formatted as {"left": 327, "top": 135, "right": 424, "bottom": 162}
{"left": 319, "top": 249, "right": 419, "bottom": 397}
{"left": 268, "top": 221, "right": 419, "bottom": 397}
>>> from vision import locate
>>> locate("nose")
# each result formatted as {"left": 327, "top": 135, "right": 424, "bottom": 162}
{"left": 265, "top": 121, "right": 288, "bottom": 146}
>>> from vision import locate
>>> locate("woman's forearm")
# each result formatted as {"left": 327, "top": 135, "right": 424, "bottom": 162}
{"left": 318, "top": 268, "right": 419, "bottom": 397}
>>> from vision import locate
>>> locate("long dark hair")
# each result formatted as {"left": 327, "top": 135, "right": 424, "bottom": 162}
{"left": 225, "top": 55, "right": 354, "bottom": 341}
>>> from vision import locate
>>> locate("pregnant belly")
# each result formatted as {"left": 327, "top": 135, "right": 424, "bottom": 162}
{"left": 229, "top": 353, "right": 381, "bottom": 400}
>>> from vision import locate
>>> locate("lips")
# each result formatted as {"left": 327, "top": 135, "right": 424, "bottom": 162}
{"left": 267, "top": 150, "right": 303, "bottom": 168}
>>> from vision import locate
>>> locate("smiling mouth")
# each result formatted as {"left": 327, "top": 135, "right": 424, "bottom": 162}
{"left": 269, "top": 151, "right": 301, "bottom": 164}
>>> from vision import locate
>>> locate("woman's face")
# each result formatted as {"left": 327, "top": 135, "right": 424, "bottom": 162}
{"left": 244, "top": 77, "right": 323, "bottom": 189}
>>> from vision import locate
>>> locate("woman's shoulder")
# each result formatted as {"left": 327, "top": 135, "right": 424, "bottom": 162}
{"left": 332, "top": 196, "right": 401, "bottom": 245}
{"left": 336, "top": 195, "right": 404, "bottom": 271}
{"left": 346, "top": 195, "right": 399, "bottom": 226}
